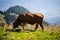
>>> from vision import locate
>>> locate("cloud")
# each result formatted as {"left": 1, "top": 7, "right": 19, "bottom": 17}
{"left": 38, "top": 9, "right": 60, "bottom": 18}
{"left": 39, "top": 9, "right": 48, "bottom": 13}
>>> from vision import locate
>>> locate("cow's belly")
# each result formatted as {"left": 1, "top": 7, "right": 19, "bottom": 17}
{"left": 20, "top": 16, "right": 42, "bottom": 24}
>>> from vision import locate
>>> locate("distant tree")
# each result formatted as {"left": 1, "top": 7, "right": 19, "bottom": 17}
{"left": 0, "top": 10, "right": 4, "bottom": 15}
{"left": 0, "top": 13, "right": 6, "bottom": 23}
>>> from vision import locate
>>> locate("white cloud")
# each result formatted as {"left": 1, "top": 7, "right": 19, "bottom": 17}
{"left": 39, "top": 9, "right": 48, "bottom": 14}
{"left": 38, "top": 9, "right": 60, "bottom": 18}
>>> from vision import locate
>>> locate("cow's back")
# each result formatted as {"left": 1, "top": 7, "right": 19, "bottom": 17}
{"left": 19, "top": 13, "right": 43, "bottom": 24}
{"left": 14, "top": 12, "right": 44, "bottom": 25}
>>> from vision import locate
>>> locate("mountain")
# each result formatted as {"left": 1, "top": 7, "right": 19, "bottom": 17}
{"left": 5, "top": 6, "right": 29, "bottom": 23}
{"left": 0, "top": 10, "right": 4, "bottom": 15}
{"left": 0, "top": 6, "right": 49, "bottom": 25}
{"left": 43, "top": 21, "right": 49, "bottom": 26}
{"left": 45, "top": 17, "right": 60, "bottom": 25}
{"left": 5, "top": 6, "right": 29, "bottom": 15}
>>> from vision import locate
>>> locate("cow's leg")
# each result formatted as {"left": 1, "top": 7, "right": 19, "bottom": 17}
{"left": 40, "top": 24, "right": 44, "bottom": 31}
{"left": 35, "top": 24, "right": 38, "bottom": 31}
{"left": 22, "top": 25, "right": 25, "bottom": 31}
{"left": 21, "top": 23, "right": 26, "bottom": 31}
{"left": 7, "top": 24, "right": 9, "bottom": 27}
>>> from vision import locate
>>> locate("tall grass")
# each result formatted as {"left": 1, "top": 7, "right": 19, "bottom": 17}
{"left": 0, "top": 25, "right": 60, "bottom": 40}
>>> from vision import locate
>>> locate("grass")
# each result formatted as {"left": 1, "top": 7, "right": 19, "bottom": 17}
{"left": 0, "top": 25, "right": 60, "bottom": 40}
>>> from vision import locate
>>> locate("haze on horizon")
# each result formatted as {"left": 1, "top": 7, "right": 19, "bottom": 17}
{"left": 0, "top": 0, "right": 60, "bottom": 24}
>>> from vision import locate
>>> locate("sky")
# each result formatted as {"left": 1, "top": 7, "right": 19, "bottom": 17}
{"left": 0, "top": 0, "right": 60, "bottom": 24}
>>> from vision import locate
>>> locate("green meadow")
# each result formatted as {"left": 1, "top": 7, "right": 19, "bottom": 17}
{"left": 0, "top": 25, "right": 60, "bottom": 40}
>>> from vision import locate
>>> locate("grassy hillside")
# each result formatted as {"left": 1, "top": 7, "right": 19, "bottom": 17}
{"left": 0, "top": 25, "right": 60, "bottom": 40}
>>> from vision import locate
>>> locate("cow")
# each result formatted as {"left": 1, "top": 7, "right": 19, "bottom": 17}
{"left": 13, "top": 12, "right": 44, "bottom": 31}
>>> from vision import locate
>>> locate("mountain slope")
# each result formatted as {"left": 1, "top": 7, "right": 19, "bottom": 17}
{"left": 45, "top": 17, "right": 60, "bottom": 24}
{"left": 5, "top": 6, "right": 29, "bottom": 15}
{"left": 43, "top": 21, "right": 49, "bottom": 26}
{"left": 5, "top": 6, "right": 29, "bottom": 23}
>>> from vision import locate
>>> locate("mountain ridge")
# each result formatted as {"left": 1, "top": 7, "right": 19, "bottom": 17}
{"left": 0, "top": 6, "right": 49, "bottom": 26}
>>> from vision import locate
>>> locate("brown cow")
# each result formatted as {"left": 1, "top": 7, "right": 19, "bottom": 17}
{"left": 13, "top": 12, "right": 44, "bottom": 31}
